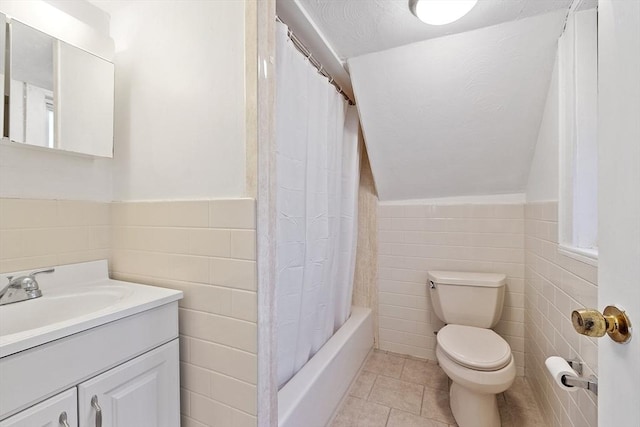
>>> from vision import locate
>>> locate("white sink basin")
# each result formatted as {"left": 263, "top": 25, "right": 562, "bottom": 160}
{"left": 0, "top": 285, "right": 131, "bottom": 336}
{"left": 0, "top": 260, "right": 182, "bottom": 358}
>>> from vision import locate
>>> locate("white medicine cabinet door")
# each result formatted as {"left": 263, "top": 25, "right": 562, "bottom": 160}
{"left": 0, "top": 388, "right": 77, "bottom": 427}
{"left": 77, "top": 340, "right": 180, "bottom": 427}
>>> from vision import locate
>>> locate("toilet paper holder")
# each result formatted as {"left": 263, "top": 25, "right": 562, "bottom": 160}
{"left": 561, "top": 359, "right": 598, "bottom": 395}
{"left": 566, "top": 358, "right": 583, "bottom": 375}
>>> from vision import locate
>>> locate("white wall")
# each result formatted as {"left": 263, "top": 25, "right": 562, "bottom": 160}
{"left": 525, "top": 57, "right": 559, "bottom": 202}
{"left": 107, "top": 0, "right": 247, "bottom": 201}
{"left": 0, "top": 0, "right": 113, "bottom": 60}
{"left": 0, "top": 143, "right": 113, "bottom": 201}
{"left": 348, "top": 11, "right": 564, "bottom": 202}
{"left": 45, "top": 0, "right": 110, "bottom": 36}
{"left": 526, "top": 8, "right": 597, "bottom": 208}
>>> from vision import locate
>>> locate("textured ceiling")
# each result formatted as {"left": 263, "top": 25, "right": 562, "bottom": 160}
{"left": 297, "top": 0, "right": 572, "bottom": 60}
{"left": 348, "top": 11, "right": 565, "bottom": 201}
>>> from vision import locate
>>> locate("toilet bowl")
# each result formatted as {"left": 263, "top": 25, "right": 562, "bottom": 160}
{"left": 428, "top": 271, "right": 515, "bottom": 427}
{"left": 435, "top": 325, "right": 516, "bottom": 427}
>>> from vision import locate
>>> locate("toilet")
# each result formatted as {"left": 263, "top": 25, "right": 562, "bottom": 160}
{"left": 428, "top": 271, "right": 516, "bottom": 427}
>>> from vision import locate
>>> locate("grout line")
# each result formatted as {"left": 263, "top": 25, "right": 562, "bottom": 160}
{"left": 113, "top": 248, "right": 256, "bottom": 263}
{"left": 418, "top": 384, "right": 425, "bottom": 419}
{"left": 378, "top": 242, "right": 525, "bottom": 250}
{"left": 179, "top": 307, "right": 257, "bottom": 326}
{"left": 380, "top": 229, "right": 525, "bottom": 235}
{"left": 187, "top": 389, "right": 257, "bottom": 418}
{"left": 365, "top": 373, "right": 377, "bottom": 401}
{"left": 379, "top": 255, "right": 526, "bottom": 266}
{"left": 384, "top": 405, "right": 391, "bottom": 426}
{"left": 378, "top": 302, "right": 430, "bottom": 311}
{"left": 112, "top": 224, "right": 255, "bottom": 231}
{"left": 180, "top": 335, "right": 258, "bottom": 358}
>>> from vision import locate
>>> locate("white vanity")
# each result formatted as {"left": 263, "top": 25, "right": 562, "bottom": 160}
{"left": 0, "top": 260, "right": 183, "bottom": 427}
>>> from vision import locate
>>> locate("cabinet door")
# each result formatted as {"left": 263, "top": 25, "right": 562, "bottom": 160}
{"left": 0, "top": 388, "right": 77, "bottom": 427}
{"left": 77, "top": 339, "right": 179, "bottom": 427}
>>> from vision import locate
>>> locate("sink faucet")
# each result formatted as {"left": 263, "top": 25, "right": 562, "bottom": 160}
{"left": 0, "top": 268, "right": 54, "bottom": 305}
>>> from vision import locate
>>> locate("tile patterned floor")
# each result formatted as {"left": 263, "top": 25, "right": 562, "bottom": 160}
{"left": 330, "top": 350, "right": 545, "bottom": 427}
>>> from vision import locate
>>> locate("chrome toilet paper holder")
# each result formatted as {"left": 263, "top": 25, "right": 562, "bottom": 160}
{"left": 566, "top": 358, "right": 583, "bottom": 375}
{"left": 562, "top": 359, "right": 598, "bottom": 395}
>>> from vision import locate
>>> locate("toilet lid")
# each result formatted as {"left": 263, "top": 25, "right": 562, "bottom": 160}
{"left": 437, "top": 325, "right": 512, "bottom": 371}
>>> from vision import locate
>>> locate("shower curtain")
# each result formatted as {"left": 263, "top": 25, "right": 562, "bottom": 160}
{"left": 275, "top": 22, "right": 361, "bottom": 389}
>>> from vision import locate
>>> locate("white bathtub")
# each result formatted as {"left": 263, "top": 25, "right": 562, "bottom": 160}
{"left": 278, "top": 306, "right": 374, "bottom": 427}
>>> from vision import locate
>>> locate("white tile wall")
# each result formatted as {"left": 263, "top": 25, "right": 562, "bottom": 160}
{"left": 0, "top": 198, "right": 110, "bottom": 273}
{"left": 110, "top": 199, "right": 257, "bottom": 427}
{"left": 377, "top": 203, "right": 526, "bottom": 375}
{"left": 353, "top": 149, "right": 379, "bottom": 344}
{"left": 525, "top": 202, "right": 597, "bottom": 427}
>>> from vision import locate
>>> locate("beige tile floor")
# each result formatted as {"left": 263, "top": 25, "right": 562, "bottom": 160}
{"left": 330, "top": 350, "right": 545, "bottom": 427}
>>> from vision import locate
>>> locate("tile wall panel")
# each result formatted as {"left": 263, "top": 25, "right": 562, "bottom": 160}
{"left": 353, "top": 149, "right": 379, "bottom": 345}
{"left": 377, "top": 203, "right": 526, "bottom": 375}
{"left": 110, "top": 199, "right": 257, "bottom": 427}
{"left": 525, "top": 202, "right": 597, "bottom": 427}
{"left": 0, "top": 198, "right": 110, "bottom": 273}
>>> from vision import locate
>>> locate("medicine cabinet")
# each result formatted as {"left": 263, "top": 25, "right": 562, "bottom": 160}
{"left": 0, "top": 13, "right": 114, "bottom": 158}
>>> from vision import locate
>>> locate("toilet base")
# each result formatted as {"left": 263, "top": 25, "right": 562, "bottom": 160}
{"left": 449, "top": 382, "right": 501, "bottom": 427}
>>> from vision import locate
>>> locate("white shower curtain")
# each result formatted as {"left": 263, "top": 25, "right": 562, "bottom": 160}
{"left": 275, "top": 22, "right": 361, "bottom": 389}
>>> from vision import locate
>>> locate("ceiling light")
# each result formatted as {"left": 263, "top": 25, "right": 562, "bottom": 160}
{"left": 409, "top": 0, "right": 478, "bottom": 25}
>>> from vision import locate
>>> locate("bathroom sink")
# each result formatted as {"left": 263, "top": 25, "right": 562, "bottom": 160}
{"left": 0, "top": 285, "right": 131, "bottom": 336}
{"left": 0, "top": 260, "right": 182, "bottom": 358}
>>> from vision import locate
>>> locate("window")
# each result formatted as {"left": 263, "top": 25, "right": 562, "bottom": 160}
{"left": 558, "top": 2, "right": 598, "bottom": 265}
{"left": 45, "top": 95, "right": 54, "bottom": 148}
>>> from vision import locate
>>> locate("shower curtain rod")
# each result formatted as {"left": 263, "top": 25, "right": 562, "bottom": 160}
{"left": 276, "top": 15, "right": 355, "bottom": 105}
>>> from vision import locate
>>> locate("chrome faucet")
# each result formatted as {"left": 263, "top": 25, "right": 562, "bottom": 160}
{"left": 0, "top": 268, "right": 54, "bottom": 305}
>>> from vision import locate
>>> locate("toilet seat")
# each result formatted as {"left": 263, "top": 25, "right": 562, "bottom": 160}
{"left": 437, "top": 325, "right": 511, "bottom": 371}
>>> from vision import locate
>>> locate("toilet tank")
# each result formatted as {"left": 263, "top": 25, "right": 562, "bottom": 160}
{"left": 428, "top": 271, "right": 506, "bottom": 328}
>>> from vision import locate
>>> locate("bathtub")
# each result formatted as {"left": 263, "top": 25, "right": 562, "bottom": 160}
{"left": 278, "top": 306, "right": 374, "bottom": 427}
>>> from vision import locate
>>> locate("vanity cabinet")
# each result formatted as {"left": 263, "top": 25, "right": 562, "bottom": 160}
{"left": 0, "top": 262, "right": 183, "bottom": 425}
{"left": 0, "top": 340, "right": 179, "bottom": 427}
{"left": 0, "top": 388, "right": 77, "bottom": 427}
{"left": 78, "top": 340, "right": 180, "bottom": 427}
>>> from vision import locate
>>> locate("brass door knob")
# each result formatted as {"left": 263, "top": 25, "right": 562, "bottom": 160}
{"left": 571, "top": 306, "right": 632, "bottom": 343}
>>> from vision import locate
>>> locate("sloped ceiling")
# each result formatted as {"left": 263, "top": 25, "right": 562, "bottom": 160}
{"left": 348, "top": 11, "right": 566, "bottom": 201}
{"left": 297, "top": 0, "right": 572, "bottom": 60}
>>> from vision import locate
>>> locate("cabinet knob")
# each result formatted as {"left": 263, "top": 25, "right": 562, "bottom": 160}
{"left": 91, "top": 395, "right": 103, "bottom": 427}
{"left": 59, "top": 411, "right": 70, "bottom": 427}
{"left": 571, "top": 305, "right": 632, "bottom": 343}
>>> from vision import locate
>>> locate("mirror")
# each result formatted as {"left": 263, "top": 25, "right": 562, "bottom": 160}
{"left": 55, "top": 39, "right": 114, "bottom": 157}
{"left": 9, "top": 20, "right": 55, "bottom": 148}
{"left": 7, "top": 19, "right": 114, "bottom": 157}
{"left": 0, "top": 13, "right": 5, "bottom": 136}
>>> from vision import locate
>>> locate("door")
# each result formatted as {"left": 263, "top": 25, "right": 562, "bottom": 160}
{"left": 0, "top": 388, "right": 77, "bottom": 427}
{"left": 598, "top": 0, "right": 640, "bottom": 425}
{"left": 77, "top": 340, "right": 180, "bottom": 427}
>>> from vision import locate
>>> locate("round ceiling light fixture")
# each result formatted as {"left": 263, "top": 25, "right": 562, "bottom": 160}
{"left": 409, "top": 0, "right": 478, "bottom": 25}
